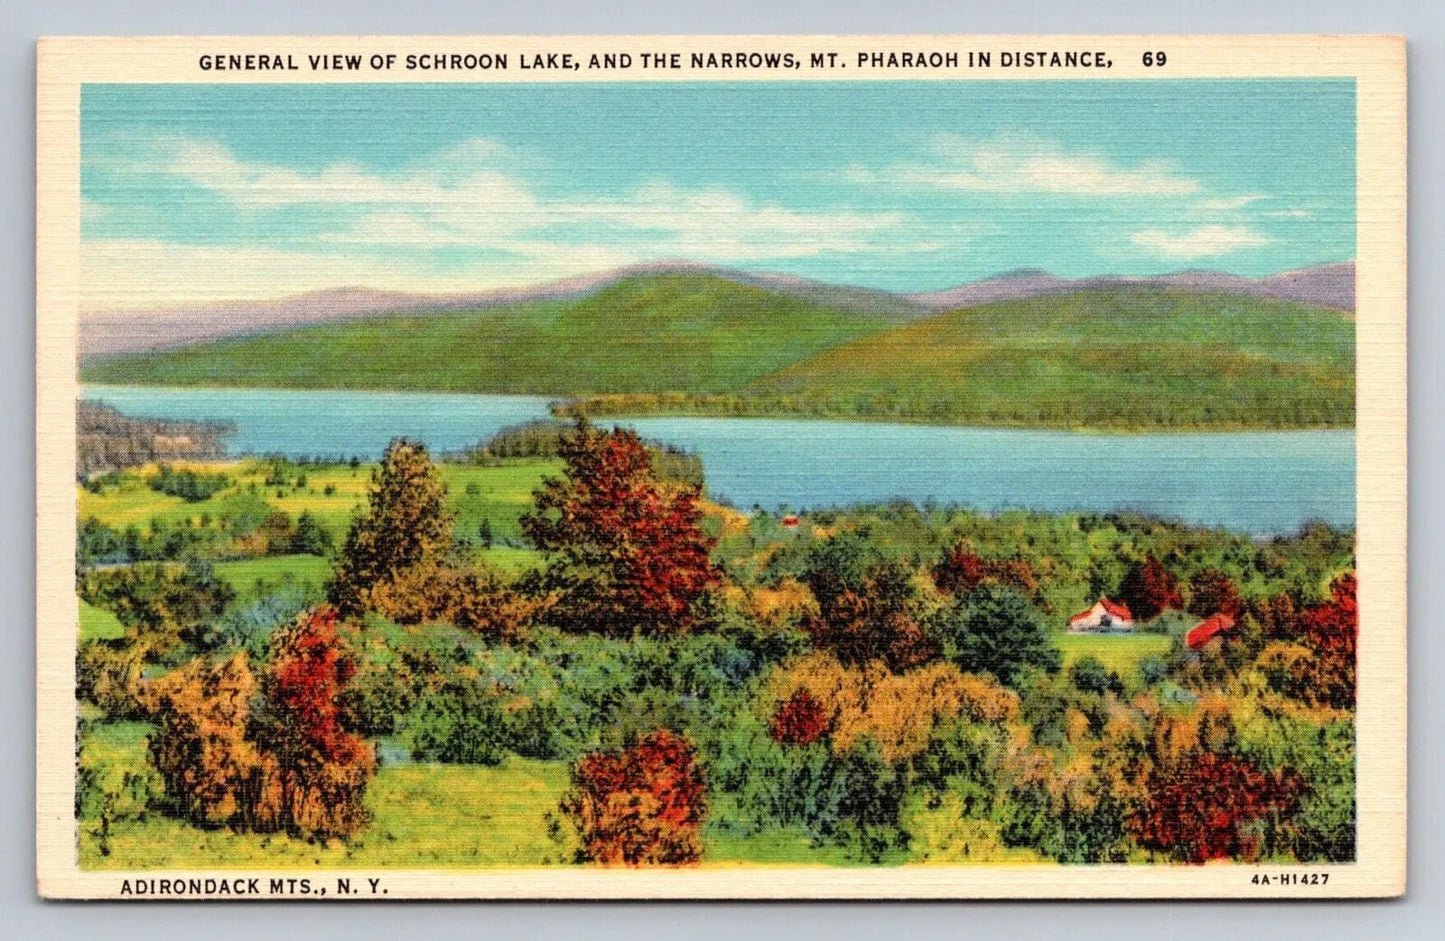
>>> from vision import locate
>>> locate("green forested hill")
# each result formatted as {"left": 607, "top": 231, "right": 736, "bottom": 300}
{"left": 733, "top": 288, "right": 1355, "bottom": 429}
{"left": 81, "top": 275, "right": 896, "bottom": 396}
{"left": 82, "top": 279, "right": 1354, "bottom": 430}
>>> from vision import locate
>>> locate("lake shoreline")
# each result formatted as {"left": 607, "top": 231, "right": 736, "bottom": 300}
{"left": 81, "top": 381, "right": 1355, "bottom": 436}
{"left": 79, "top": 385, "right": 1357, "bottom": 535}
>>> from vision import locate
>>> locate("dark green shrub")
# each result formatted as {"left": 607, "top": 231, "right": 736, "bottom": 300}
{"left": 404, "top": 682, "right": 509, "bottom": 765}
{"left": 930, "top": 585, "right": 1060, "bottom": 688}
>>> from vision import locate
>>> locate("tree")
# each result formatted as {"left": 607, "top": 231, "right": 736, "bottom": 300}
{"left": 561, "top": 730, "right": 707, "bottom": 865}
{"left": 1300, "top": 572, "right": 1357, "bottom": 708}
{"left": 1069, "top": 655, "right": 1123, "bottom": 696}
{"left": 78, "top": 561, "right": 235, "bottom": 656}
{"left": 291, "top": 511, "right": 334, "bottom": 557}
{"left": 329, "top": 439, "right": 454, "bottom": 617}
{"left": 933, "top": 545, "right": 1037, "bottom": 597}
{"left": 1187, "top": 568, "right": 1243, "bottom": 619}
{"left": 256, "top": 606, "right": 376, "bottom": 839}
{"left": 521, "top": 422, "right": 721, "bottom": 635}
{"left": 770, "top": 690, "right": 829, "bottom": 746}
{"left": 1116, "top": 556, "right": 1183, "bottom": 622}
{"left": 1130, "top": 751, "right": 1304, "bottom": 863}
{"left": 798, "top": 533, "right": 936, "bottom": 672}
{"left": 141, "top": 652, "right": 271, "bottom": 830}
{"left": 930, "top": 584, "right": 1060, "bottom": 689}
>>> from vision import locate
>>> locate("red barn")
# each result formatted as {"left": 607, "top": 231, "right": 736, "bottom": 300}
{"left": 781, "top": 515, "right": 801, "bottom": 530}
{"left": 1186, "top": 613, "right": 1237, "bottom": 650}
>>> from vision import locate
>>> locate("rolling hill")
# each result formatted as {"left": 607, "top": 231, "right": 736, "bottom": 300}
{"left": 81, "top": 274, "right": 900, "bottom": 396}
{"left": 731, "top": 288, "right": 1355, "bottom": 429}
{"left": 81, "top": 274, "right": 1355, "bottom": 431}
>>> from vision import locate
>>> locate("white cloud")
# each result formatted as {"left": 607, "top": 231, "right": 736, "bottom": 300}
{"left": 850, "top": 135, "right": 1202, "bottom": 197}
{"left": 160, "top": 137, "right": 527, "bottom": 210}
{"left": 1129, "top": 224, "right": 1272, "bottom": 260}
{"left": 1263, "top": 208, "right": 1313, "bottom": 219}
{"left": 84, "top": 137, "right": 948, "bottom": 308}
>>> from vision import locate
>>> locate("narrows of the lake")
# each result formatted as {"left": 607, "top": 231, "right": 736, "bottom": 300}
{"left": 83, "top": 385, "right": 1355, "bottom": 536}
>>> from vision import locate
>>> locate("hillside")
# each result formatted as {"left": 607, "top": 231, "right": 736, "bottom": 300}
{"left": 82, "top": 274, "right": 897, "bottom": 396}
{"left": 78, "top": 262, "right": 929, "bottom": 361}
{"left": 82, "top": 279, "right": 1355, "bottom": 431}
{"left": 734, "top": 288, "right": 1355, "bottom": 429}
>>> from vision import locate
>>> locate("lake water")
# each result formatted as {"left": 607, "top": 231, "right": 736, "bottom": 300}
{"left": 83, "top": 385, "right": 1355, "bottom": 535}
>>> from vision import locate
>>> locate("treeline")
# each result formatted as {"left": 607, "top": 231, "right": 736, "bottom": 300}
{"left": 77, "top": 509, "right": 332, "bottom": 566}
{"left": 553, "top": 391, "right": 1355, "bottom": 432}
{"left": 461, "top": 419, "right": 705, "bottom": 489}
{"left": 78, "top": 401, "right": 232, "bottom": 478}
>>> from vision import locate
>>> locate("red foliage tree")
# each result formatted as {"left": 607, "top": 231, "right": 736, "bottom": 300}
{"left": 933, "top": 547, "right": 1038, "bottom": 597}
{"left": 1187, "top": 568, "right": 1244, "bottom": 620}
{"left": 1300, "top": 572, "right": 1358, "bottom": 708}
{"left": 562, "top": 730, "right": 707, "bottom": 866}
{"left": 259, "top": 606, "right": 376, "bottom": 838}
{"left": 1131, "top": 751, "right": 1304, "bottom": 863}
{"left": 1116, "top": 557, "right": 1184, "bottom": 622}
{"left": 770, "top": 690, "right": 830, "bottom": 746}
{"left": 800, "top": 536, "right": 936, "bottom": 672}
{"left": 522, "top": 423, "right": 722, "bottom": 636}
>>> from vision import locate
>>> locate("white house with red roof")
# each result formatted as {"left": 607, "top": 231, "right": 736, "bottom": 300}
{"left": 1067, "top": 597, "right": 1135, "bottom": 634}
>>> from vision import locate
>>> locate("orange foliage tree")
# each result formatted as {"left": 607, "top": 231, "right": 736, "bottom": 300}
{"left": 561, "top": 730, "right": 707, "bottom": 865}
{"left": 143, "top": 607, "right": 375, "bottom": 839}
{"left": 142, "top": 652, "right": 274, "bottom": 831}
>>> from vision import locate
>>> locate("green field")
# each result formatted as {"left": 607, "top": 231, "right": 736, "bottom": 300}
{"left": 1054, "top": 632, "right": 1174, "bottom": 676}
{"left": 82, "top": 279, "right": 1354, "bottom": 431}
{"left": 214, "top": 555, "right": 335, "bottom": 599}
{"left": 81, "top": 727, "right": 576, "bottom": 869}
{"left": 79, "top": 600, "right": 126, "bottom": 641}
{"left": 79, "top": 458, "right": 561, "bottom": 554}
{"left": 78, "top": 721, "right": 861, "bottom": 869}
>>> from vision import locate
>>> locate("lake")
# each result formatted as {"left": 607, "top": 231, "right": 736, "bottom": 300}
{"left": 83, "top": 385, "right": 1356, "bottom": 535}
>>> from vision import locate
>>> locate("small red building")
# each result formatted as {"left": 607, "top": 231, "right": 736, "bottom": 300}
{"left": 1067, "top": 597, "right": 1134, "bottom": 633}
{"left": 781, "top": 515, "right": 801, "bottom": 530}
{"left": 1186, "top": 613, "right": 1237, "bottom": 650}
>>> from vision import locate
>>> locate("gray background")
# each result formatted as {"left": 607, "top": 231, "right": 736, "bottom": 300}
{"left": 4, "top": 1, "right": 1438, "bottom": 938}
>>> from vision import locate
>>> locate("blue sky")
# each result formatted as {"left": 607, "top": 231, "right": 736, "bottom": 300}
{"left": 80, "top": 80, "right": 1354, "bottom": 310}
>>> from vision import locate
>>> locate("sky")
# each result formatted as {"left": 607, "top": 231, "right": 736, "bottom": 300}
{"left": 80, "top": 80, "right": 1355, "bottom": 310}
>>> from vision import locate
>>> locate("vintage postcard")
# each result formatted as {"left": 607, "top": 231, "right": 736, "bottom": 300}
{"left": 36, "top": 35, "right": 1406, "bottom": 899}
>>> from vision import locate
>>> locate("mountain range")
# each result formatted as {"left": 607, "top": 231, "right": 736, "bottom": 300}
{"left": 79, "top": 260, "right": 1354, "bottom": 361}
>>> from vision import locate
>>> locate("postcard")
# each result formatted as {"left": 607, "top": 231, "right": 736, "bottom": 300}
{"left": 36, "top": 35, "right": 1406, "bottom": 898}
